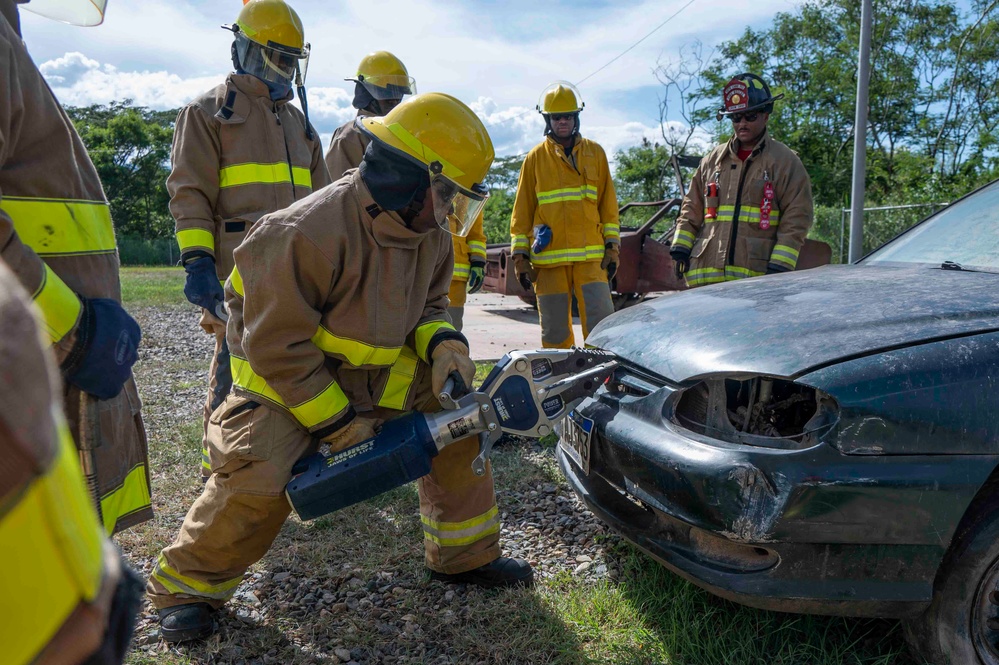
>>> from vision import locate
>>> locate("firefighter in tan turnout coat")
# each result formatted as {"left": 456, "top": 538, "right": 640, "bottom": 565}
{"left": 148, "top": 93, "right": 533, "bottom": 643}
{"left": 670, "top": 73, "right": 813, "bottom": 287}
{"left": 0, "top": 0, "right": 151, "bottom": 535}
{"left": 170, "top": 0, "right": 330, "bottom": 480}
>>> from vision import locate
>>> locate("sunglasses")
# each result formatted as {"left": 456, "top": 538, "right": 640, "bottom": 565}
{"left": 549, "top": 113, "right": 576, "bottom": 122}
{"left": 729, "top": 112, "right": 760, "bottom": 124}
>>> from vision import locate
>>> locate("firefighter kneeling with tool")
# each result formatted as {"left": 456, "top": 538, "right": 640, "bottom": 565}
{"left": 148, "top": 93, "right": 536, "bottom": 643}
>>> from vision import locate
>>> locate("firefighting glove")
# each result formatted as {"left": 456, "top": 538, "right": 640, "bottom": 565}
{"left": 670, "top": 248, "right": 691, "bottom": 280}
{"left": 513, "top": 254, "right": 537, "bottom": 292}
{"left": 601, "top": 244, "right": 620, "bottom": 281}
{"left": 183, "top": 256, "right": 225, "bottom": 314}
{"left": 431, "top": 339, "right": 476, "bottom": 401}
{"left": 62, "top": 298, "right": 141, "bottom": 400}
{"left": 321, "top": 416, "right": 383, "bottom": 454}
{"left": 766, "top": 263, "right": 792, "bottom": 275}
{"left": 467, "top": 260, "right": 486, "bottom": 294}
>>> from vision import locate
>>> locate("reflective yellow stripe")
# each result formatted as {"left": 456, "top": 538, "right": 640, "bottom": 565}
{"left": 674, "top": 229, "right": 696, "bottom": 249}
{"left": 421, "top": 506, "right": 500, "bottom": 547}
{"left": 512, "top": 235, "right": 529, "bottom": 252}
{"left": 770, "top": 243, "right": 800, "bottom": 270}
{"left": 725, "top": 265, "right": 765, "bottom": 279}
{"left": 536, "top": 185, "right": 598, "bottom": 205}
{"left": 231, "top": 355, "right": 349, "bottom": 429}
{"left": 177, "top": 228, "right": 215, "bottom": 254}
{"left": 377, "top": 345, "right": 419, "bottom": 411}
{"left": 467, "top": 241, "right": 487, "bottom": 258}
{"left": 414, "top": 320, "right": 456, "bottom": 362}
{"left": 531, "top": 244, "right": 605, "bottom": 266}
{"left": 32, "top": 265, "right": 83, "bottom": 345}
{"left": 383, "top": 122, "right": 464, "bottom": 178}
{"left": 311, "top": 326, "right": 401, "bottom": 368}
{"left": 3, "top": 197, "right": 116, "bottom": 256}
{"left": 151, "top": 553, "right": 242, "bottom": 600}
{"left": 229, "top": 265, "right": 244, "bottom": 297}
{"left": 453, "top": 262, "right": 470, "bottom": 280}
{"left": 0, "top": 415, "right": 104, "bottom": 665}
{"left": 218, "top": 162, "right": 313, "bottom": 189}
{"left": 603, "top": 223, "right": 620, "bottom": 239}
{"left": 99, "top": 464, "right": 152, "bottom": 536}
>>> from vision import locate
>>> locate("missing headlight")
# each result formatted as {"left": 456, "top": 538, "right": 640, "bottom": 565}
{"left": 673, "top": 376, "right": 838, "bottom": 449}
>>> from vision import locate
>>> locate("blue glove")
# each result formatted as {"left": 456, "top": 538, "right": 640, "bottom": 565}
{"left": 532, "top": 224, "right": 552, "bottom": 254}
{"left": 183, "top": 256, "right": 224, "bottom": 312}
{"left": 63, "top": 298, "right": 141, "bottom": 400}
{"left": 467, "top": 261, "right": 485, "bottom": 294}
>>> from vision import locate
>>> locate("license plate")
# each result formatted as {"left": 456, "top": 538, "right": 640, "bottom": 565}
{"left": 558, "top": 410, "right": 593, "bottom": 475}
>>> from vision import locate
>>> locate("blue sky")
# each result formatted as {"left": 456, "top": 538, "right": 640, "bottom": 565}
{"left": 21, "top": 0, "right": 804, "bottom": 159}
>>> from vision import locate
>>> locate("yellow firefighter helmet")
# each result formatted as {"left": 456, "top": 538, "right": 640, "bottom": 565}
{"left": 538, "top": 81, "right": 584, "bottom": 115}
{"left": 350, "top": 51, "right": 417, "bottom": 101}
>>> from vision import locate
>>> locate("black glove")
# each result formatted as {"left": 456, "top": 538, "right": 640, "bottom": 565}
{"left": 766, "top": 263, "right": 792, "bottom": 275}
{"left": 467, "top": 260, "right": 485, "bottom": 294}
{"left": 183, "top": 256, "right": 224, "bottom": 312}
{"left": 63, "top": 298, "right": 141, "bottom": 400}
{"left": 670, "top": 249, "right": 690, "bottom": 280}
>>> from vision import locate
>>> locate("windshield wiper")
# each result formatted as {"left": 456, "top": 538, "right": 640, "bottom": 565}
{"left": 940, "top": 260, "right": 979, "bottom": 272}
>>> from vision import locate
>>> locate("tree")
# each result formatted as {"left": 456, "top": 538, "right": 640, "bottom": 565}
{"left": 481, "top": 155, "right": 525, "bottom": 244}
{"left": 66, "top": 101, "right": 176, "bottom": 239}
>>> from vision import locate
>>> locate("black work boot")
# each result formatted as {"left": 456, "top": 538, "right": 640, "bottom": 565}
{"left": 429, "top": 557, "right": 534, "bottom": 589}
{"left": 158, "top": 602, "right": 217, "bottom": 643}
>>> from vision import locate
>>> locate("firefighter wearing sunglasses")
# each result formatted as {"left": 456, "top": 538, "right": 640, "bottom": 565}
{"left": 670, "top": 73, "right": 814, "bottom": 287}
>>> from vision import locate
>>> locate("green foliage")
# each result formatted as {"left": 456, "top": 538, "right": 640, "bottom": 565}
{"left": 66, "top": 100, "right": 177, "bottom": 239}
{"left": 482, "top": 154, "right": 525, "bottom": 245}
{"left": 614, "top": 138, "right": 672, "bottom": 202}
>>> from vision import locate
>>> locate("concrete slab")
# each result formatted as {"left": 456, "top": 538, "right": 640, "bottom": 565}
{"left": 460, "top": 291, "right": 583, "bottom": 361}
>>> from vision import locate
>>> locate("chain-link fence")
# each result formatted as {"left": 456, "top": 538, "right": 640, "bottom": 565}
{"left": 811, "top": 203, "right": 949, "bottom": 263}
{"left": 118, "top": 235, "right": 179, "bottom": 266}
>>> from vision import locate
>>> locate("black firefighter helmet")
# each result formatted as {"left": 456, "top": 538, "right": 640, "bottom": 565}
{"left": 716, "top": 73, "right": 784, "bottom": 120}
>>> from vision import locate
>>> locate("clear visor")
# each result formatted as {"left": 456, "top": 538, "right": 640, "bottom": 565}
{"left": 21, "top": 0, "right": 107, "bottom": 25}
{"left": 430, "top": 170, "right": 488, "bottom": 237}
{"left": 358, "top": 75, "right": 417, "bottom": 101}
{"left": 235, "top": 33, "right": 309, "bottom": 85}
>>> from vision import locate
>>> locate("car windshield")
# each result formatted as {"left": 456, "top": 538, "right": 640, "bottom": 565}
{"left": 863, "top": 179, "right": 999, "bottom": 271}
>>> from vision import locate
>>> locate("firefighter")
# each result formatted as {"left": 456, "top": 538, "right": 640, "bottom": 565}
{"left": 171, "top": 0, "right": 331, "bottom": 481}
{"left": 0, "top": 259, "right": 144, "bottom": 665}
{"left": 148, "top": 93, "right": 533, "bottom": 643}
{"left": 0, "top": 0, "right": 152, "bottom": 534}
{"left": 448, "top": 212, "right": 487, "bottom": 331}
{"left": 510, "top": 81, "right": 619, "bottom": 349}
{"left": 325, "top": 51, "right": 416, "bottom": 178}
{"left": 669, "top": 73, "right": 813, "bottom": 287}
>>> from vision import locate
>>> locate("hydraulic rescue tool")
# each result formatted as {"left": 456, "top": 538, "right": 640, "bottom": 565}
{"left": 286, "top": 348, "right": 618, "bottom": 520}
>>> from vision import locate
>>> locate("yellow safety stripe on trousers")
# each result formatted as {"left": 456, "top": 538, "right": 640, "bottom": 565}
{"left": 377, "top": 345, "right": 419, "bottom": 411}
{"left": 673, "top": 228, "right": 697, "bottom": 250}
{"left": 0, "top": 415, "right": 104, "bottom": 665}
{"left": 467, "top": 241, "right": 487, "bottom": 259}
{"left": 414, "top": 320, "right": 457, "bottom": 363}
{"left": 603, "top": 222, "right": 620, "bottom": 241}
{"left": 229, "top": 265, "right": 244, "bottom": 296}
{"left": 536, "top": 185, "right": 598, "bottom": 205}
{"left": 421, "top": 505, "right": 500, "bottom": 547}
{"left": 511, "top": 235, "right": 529, "bottom": 253}
{"left": 384, "top": 122, "right": 465, "bottom": 178}
{"left": 686, "top": 265, "right": 765, "bottom": 287}
{"left": 176, "top": 228, "right": 215, "bottom": 254}
{"left": 231, "top": 355, "right": 350, "bottom": 429}
{"left": 99, "top": 464, "right": 152, "bottom": 535}
{"left": 452, "top": 262, "right": 470, "bottom": 280}
{"left": 151, "top": 553, "right": 243, "bottom": 600}
{"left": 531, "top": 244, "right": 605, "bottom": 266}
{"left": 311, "top": 326, "right": 401, "bottom": 368}
{"left": 3, "top": 196, "right": 116, "bottom": 257}
{"left": 201, "top": 446, "right": 211, "bottom": 472}
{"left": 770, "top": 243, "right": 799, "bottom": 269}
{"left": 32, "top": 264, "right": 83, "bottom": 345}
{"left": 218, "top": 162, "right": 313, "bottom": 189}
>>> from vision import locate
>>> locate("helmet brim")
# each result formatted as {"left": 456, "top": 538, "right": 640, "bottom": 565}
{"left": 717, "top": 93, "right": 784, "bottom": 119}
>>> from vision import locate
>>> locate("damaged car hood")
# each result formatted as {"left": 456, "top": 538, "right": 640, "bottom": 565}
{"left": 588, "top": 265, "right": 999, "bottom": 382}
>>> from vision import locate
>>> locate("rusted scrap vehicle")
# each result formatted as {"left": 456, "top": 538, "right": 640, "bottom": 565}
{"left": 483, "top": 155, "right": 832, "bottom": 308}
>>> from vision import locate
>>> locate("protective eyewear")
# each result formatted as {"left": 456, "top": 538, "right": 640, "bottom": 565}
{"left": 428, "top": 162, "right": 488, "bottom": 238}
{"left": 729, "top": 112, "right": 760, "bottom": 124}
{"left": 549, "top": 113, "right": 576, "bottom": 122}
{"left": 233, "top": 32, "right": 310, "bottom": 86}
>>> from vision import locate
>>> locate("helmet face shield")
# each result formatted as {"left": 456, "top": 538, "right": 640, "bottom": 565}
{"left": 22, "top": 0, "right": 107, "bottom": 25}
{"left": 235, "top": 33, "right": 307, "bottom": 85}
{"left": 357, "top": 75, "right": 417, "bottom": 101}
{"left": 429, "top": 166, "right": 488, "bottom": 237}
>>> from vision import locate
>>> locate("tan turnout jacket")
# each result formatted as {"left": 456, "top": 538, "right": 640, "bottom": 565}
{"left": 671, "top": 132, "right": 813, "bottom": 287}
{"left": 226, "top": 169, "right": 464, "bottom": 437}
{"left": 170, "top": 74, "right": 331, "bottom": 279}
{"left": 0, "top": 13, "right": 151, "bottom": 534}
{"left": 324, "top": 109, "right": 374, "bottom": 179}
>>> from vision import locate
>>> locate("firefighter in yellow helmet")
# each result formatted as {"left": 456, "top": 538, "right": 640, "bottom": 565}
{"left": 148, "top": 93, "right": 532, "bottom": 643}
{"left": 0, "top": 0, "right": 152, "bottom": 535}
{"left": 447, "top": 211, "right": 487, "bottom": 331}
{"left": 510, "top": 82, "right": 620, "bottom": 348}
{"left": 324, "top": 50, "right": 416, "bottom": 178}
{"left": 171, "top": 0, "right": 331, "bottom": 482}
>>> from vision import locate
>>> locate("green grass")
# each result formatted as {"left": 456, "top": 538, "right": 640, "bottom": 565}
{"left": 120, "top": 266, "right": 186, "bottom": 308}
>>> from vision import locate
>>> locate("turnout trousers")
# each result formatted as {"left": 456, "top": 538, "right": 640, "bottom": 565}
{"left": 147, "top": 356, "right": 500, "bottom": 610}
{"left": 535, "top": 261, "right": 614, "bottom": 348}
{"left": 198, "top": 310, "right": 230, "bottom": 481}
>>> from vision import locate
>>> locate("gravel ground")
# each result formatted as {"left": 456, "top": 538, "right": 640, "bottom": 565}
{"left": 121, "top": 305, "right": 622, "bottom": 664}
